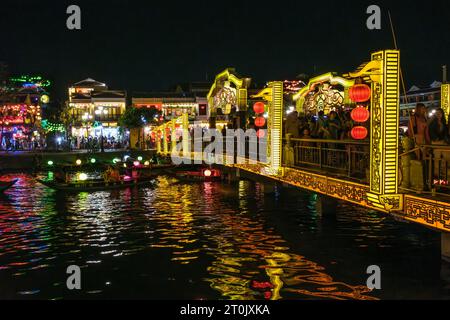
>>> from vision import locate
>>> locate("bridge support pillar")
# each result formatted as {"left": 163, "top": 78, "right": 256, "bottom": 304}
{"left": 225, "top": 168, "right": 240, "bottom": 182}
{"left": 263, "top": 183, "right": 276, "bottom": 194}
{"left": 442, "top": 233, "right": 450, "bottom": 263}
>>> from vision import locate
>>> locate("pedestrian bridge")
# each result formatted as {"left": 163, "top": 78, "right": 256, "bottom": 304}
{"left": 151, "top": 49, "right": 450, "bottom": 260}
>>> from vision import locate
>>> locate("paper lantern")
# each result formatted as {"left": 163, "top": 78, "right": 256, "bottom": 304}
{"left": 349, "top": 84, "right": 371, "bottom": 103}
{"left": 351, "top": 126, "right": 368, "bottom": 140}
{"left": 255, "top": 117, "right": 266, "bottom": 127}
{"left": 257, "top": 129, "right": 266, "bottom": 139}
{"left": 351, "top": 107, "right": 370, "bottom": 123}
{"left": 253, "top": 102, "right": 265, "bottom": 114}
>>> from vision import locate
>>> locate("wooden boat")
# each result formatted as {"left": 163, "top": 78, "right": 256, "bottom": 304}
{"left": 36, "top": 176, "right": 156, "bottom": 192}
{"left": 0, "top": 179, "right": 18, "bottom": 192}
{"left": 173, "top": 168, "right": 222, "bottom": 182}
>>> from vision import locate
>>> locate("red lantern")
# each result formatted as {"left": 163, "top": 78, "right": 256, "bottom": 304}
{"left": 349, "top": 84, "right": 371, "bottom": 103}
{"left": 256, "top": 129, "right": 266, "bottom": 139}
{"left": 253, "top": 102, "right": 265, "bottom": 114}
{"left": 351, "top": 106, "right": 370, "bottom": 123}
{"left": 255, "top": 117, "right": 266, "bottom": 127}
{"left": 351, "top": 126, "right": 368, "bottom": 140}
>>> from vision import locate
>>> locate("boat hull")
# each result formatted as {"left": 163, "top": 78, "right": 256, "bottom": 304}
{"left": 0, "top": 179, "right": 18, "bottom": 192}
{"left": 36, "top": 177, "right": 155, "bottom": 192}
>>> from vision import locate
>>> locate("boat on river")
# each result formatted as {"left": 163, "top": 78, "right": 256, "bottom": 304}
{"left": 0, "top": 179, "right": 18, "bottom": 192}
{"left": 36, "top": 176, "right": 156, "bottom": 192}
{"left": 171, "top": 167, "right": 222, "bottom": 182}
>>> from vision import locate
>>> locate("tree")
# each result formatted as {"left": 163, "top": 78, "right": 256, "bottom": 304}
{"left": 118, "top": 107, "right": 161, "bottom": 149}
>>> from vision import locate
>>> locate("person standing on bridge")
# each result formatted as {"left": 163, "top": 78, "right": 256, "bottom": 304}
{"left": 408, "top": 103, "right": 430, "bottom": 160}
{"left": 428, "top": 108, "right": 449, "bottom": 177}
{"left": 285, "top": 111, "right": 301, "bottom": 138}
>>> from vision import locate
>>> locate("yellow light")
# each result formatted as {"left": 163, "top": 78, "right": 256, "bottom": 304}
{"left": 76, "top": 159, "right": 82, "bottom": 165}
{"left": 79, "top": 173, "right": 88, "bottom": 181}
{"left": 41, "top": 95, "right": 50, "bottom": 104}
{"left": 144, "top": 161, "right": 150, "bottom": 166}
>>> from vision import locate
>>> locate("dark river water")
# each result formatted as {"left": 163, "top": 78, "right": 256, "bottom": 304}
{"left": 0, "top": 173, "right": 449, "bottom": 300}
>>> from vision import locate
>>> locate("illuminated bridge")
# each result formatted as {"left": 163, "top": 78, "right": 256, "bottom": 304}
{"left": 152, "top": 50, "right": 450, "bottom": 261}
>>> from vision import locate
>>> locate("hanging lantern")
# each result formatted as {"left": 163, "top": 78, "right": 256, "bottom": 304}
{"left": 351, "top": 126, "right": 368, "bottom": 140}
{"left": 256, "top": 129, "right": 266, "bottom": 139}
{"left": 255, "top": 117, "right": 266, "bottom": 127}
{"left": 349, "top": 84, "right": 371, "bottom": 103}
{"left": 253, "top": 102, "right": 265, "bottom": 114}
{"left": 351, "top": 106, "right": 370, "bottom": 123}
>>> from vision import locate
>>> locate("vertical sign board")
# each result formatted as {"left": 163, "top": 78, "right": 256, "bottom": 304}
{"left": 367, "top": 50, "right": 403, "bottom": 211}
{"left": 268, "top": 81, "right": 283, "bottom": 173}
{"left": 442, "top": 84, "right": 450, "bottom": 120}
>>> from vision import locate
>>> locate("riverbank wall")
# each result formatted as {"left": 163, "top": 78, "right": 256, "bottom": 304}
{"left": 0, "top": 150, "right": 157, "bottom": 172}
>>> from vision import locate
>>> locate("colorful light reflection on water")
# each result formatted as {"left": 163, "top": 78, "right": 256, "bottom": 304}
{"left": 0, "top": 174, "right": 448, "bottom": 300}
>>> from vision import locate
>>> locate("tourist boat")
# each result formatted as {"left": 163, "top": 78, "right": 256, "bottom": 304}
{"left": 173, "top": 167, "right": 222, "bottom": 182}
{"left": 0, "top": 179, "right": 18, "bottom": 192}
{"left": 36, "top": 176, "right": 156, "bottom": 192}
{"left": 120, "top": 162, "right": 176, "bottom": 174}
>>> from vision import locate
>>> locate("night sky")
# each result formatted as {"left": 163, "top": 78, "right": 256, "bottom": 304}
{"left": 1, "top": 0, "right": 449, "bottom": 100}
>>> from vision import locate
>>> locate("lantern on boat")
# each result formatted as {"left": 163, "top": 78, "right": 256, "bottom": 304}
{"left": 351, "top": 106, "right": 370, "bottom": 123}
{"left": 78, "top": 173, "right": 88, "bottom": 181}
{"left": 253, "top": 102, "right": 265, "bottom": 114}
{"left": 351, "top": 126, "right": 368, "bottom": 140}
{"left": 349, "top": 84, "right": 371, "bottom": 103}
{"left": 204, "top": 169, "right": 212, "bottom": 177}
{"left": 133, "top": 161, "right": 140, "bottom": 167}
{"left": 76, "top": 159, "right": 82, "bottom": 166}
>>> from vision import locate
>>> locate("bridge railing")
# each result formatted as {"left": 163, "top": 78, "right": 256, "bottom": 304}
{"left": 400, "top": 143, "right": 450, "bottom": 195}
{"left": 284, "top": 137, "right": 370, "bottom": 182}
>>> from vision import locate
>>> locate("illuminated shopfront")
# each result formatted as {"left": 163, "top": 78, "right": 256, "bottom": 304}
{"left": 0, "top": 76, "right": 47, "bottom": 149}
{"left": 68, "top": 78, "right": 126, "bottom": 142}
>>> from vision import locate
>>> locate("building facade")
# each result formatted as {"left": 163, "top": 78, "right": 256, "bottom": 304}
{"left": 0, "top": 75, "right": 48, "bottom": 150}
{"left": 400, "top": 81, "right": 442, "bottom": 125}
{"left": 68, "top": 78, "right": 126, "bottom": 143}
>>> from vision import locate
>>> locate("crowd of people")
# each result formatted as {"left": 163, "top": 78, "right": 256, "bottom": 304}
{"left": 72, "top": 135, "right": 126, "bottom": 151}
{"left": 408, "top": 103, "right": 450, "bottom": 157}
{"left": 284, "top": 109, "right": 358, "bottom": 141}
